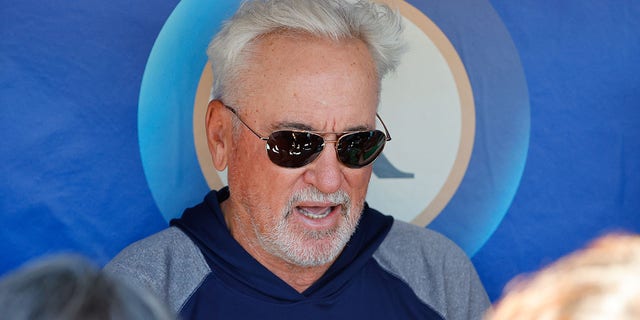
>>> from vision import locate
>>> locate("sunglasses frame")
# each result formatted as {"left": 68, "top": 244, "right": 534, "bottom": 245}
{"left": 222, "top": 103, "right": 392, "bottom": 168}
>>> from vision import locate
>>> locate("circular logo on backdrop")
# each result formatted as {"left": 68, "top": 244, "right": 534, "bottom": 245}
{"left": 138, "top": 0, "right": 530, "bottom": 256}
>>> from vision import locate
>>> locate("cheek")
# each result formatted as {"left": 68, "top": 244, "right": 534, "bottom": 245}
{"left": 227, "top": 137, "right": 267, "bottom": 199}
{"left": 345, "top": 168, "right": 373, "bottom": 202}
{"left": 229, "top": 134, "right": 267, "bottom": 174}
{"left": 227, "top": 136, "right": 295, "bottom": 212}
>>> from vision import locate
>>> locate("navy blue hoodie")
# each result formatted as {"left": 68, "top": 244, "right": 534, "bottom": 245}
{"left": 106, "top": 188, "right": 489, "bottom": 319}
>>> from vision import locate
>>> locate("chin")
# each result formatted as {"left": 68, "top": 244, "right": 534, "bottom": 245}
{"left": 262, "top": 214, "right": 360, "bottom": 267}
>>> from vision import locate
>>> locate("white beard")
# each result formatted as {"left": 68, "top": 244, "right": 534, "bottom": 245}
{"left": 254, "top": 187, "right": 362, "bottom": 267}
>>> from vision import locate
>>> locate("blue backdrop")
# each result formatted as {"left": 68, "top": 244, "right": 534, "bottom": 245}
{"left": 2, "top": 0, "right": 639, "bottom": 301}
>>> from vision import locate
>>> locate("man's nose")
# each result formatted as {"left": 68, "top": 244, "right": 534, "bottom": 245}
{"left": 302, "top": 142, "right": 343, "bottom": 194}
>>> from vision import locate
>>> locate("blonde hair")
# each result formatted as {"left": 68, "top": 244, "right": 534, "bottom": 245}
{"left": 486, "top": 234, "right": 640, "bottom": 320}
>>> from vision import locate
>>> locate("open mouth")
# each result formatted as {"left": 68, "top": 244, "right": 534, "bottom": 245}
{"left": 296, "top": 205, "right": 339, "bottom": 220}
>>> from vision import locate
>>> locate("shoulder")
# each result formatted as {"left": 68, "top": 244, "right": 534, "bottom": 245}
{"left": 104, "top": 227, "right": 210, "bottom": 313}
{"left": 376, "top": 219, "right": 470, "bottom": 264}
{"left": 373, "top": 220, "right": 490, "bottom": 320}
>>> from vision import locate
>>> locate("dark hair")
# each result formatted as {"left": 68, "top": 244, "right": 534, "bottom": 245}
{"left": 0, "top": 254, "right": 175, "bottom": 320}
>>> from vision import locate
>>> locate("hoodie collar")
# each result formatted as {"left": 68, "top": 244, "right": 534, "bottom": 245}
{"left": 171, "top": 187, "right": 393, "bottom": 301}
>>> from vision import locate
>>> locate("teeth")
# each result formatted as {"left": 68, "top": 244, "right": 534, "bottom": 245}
{"left": 299, "top": 207, "right": 332, "bottom": 219}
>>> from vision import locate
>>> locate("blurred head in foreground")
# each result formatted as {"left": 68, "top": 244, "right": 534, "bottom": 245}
{"left": 486, "top": 233, "right": 640, "bottom": 320}
{"left": 0, "top": 254, "right": 175, "bottom": 320}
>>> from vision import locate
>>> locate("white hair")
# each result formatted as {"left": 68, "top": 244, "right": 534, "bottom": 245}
{"left": 207, "top": 0, "right": 405, "bottom": 102}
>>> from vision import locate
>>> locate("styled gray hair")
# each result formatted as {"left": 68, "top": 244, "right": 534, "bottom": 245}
{"left": 207, "top": 0, "right": 405, "bottom": 102}
{"left": 0, "top": 255, "right": 175, "bottom": 320}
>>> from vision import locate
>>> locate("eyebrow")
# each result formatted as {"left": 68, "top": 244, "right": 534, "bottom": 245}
{"left": 272, "top": 120, "right": 370, "bottom": 133}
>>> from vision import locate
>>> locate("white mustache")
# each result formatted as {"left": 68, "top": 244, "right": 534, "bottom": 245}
{"left": 285, "top": 188, "right": 351, "bottom": 217}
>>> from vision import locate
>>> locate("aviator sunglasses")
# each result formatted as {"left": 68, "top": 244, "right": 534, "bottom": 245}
{"left": 223, "top": 104, "right": 391, "bottom": 169}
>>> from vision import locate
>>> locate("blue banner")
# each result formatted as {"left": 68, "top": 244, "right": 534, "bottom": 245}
{"left": 2, "top": 0, "right": 639, "bottom": 301}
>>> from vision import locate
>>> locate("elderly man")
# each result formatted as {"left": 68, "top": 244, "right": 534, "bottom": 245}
{"left": 106, "top": 0, "right": 490, "bottom": 319}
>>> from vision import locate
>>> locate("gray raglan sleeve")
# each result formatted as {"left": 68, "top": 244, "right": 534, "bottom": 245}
{"left": 104, "top": 227, "right": 211, "bottom": 313}
{"left": 373, "top": 220, "right": 490, "bottom": 320}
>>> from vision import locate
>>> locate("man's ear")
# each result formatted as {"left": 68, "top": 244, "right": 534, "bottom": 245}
{"left": 205, "top": 100, "right": 231, "bottom": 171}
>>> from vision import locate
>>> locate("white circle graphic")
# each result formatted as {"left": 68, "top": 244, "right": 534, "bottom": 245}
{"left": 141, "top": 0, "right": 528, "bottom": 255}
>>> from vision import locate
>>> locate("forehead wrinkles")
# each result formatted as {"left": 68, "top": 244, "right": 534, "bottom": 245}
{"left": 228, "top": 32, "right": 379, "bottom": 109}
{"left": 224, "top": 34, "right": 379, "bottom": 139}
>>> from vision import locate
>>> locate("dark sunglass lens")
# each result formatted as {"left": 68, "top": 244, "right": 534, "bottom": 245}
{"left": 336, "top": 130, "right": 387, "bottom": 168}
{"left": 266, "top": 131, "right": 324, "bottom": 168}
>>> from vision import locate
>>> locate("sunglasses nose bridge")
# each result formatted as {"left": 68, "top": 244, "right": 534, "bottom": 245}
{"left": 310, "top": 140, "right": 347, "bottom": 178}
{"left": 306, "top": 133, "right": 342, "bottom": 164}
{"left": 319, "top": 134, "right": 342, "bottom": 157}
{"left": 320, "top": 133, "right": 340, "bottom": 145}
{"left": 321, "top": 134, "right": 358, "bottom": 169}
